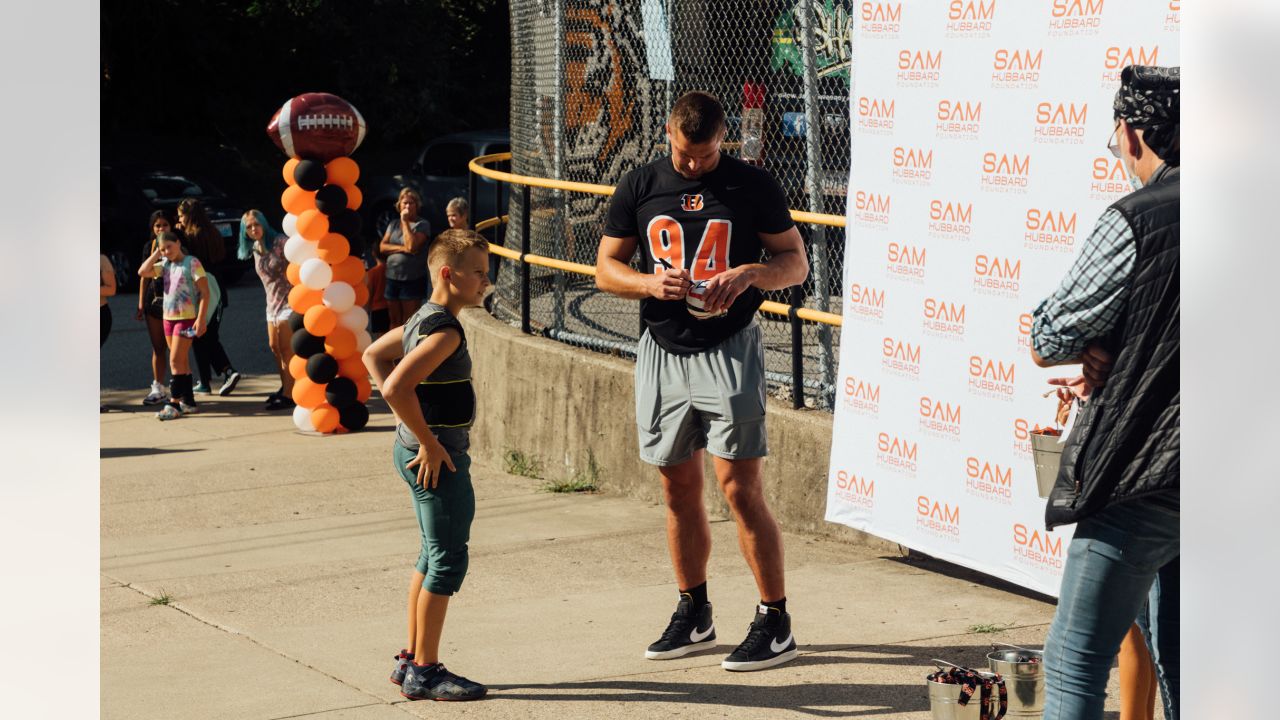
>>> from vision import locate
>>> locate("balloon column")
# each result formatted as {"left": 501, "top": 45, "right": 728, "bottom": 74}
{"left": 266, "top": 92, "right": 372, "bottom": 433}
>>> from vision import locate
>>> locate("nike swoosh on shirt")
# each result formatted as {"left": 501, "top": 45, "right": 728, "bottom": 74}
{"left": 770, "top": 633, "right": 793, "bottom": 653}
{"left": 690, "top": 624, "right": 714, "bottom": 642}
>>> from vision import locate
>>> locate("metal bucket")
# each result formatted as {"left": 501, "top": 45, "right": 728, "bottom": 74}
{"left": 928, "top": 661, "right": 1001, "bottom": 720}
{"left": 987, "top": 645, "right": 1045, "bottom": 717}
{"left": 1030, "top": 432, "right": 1063, "bottom": 499}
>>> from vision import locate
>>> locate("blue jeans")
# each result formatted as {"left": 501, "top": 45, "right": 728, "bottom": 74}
{"left": 1136, "top": 556, "right": 1180, "bottom": 720}
{"left": 1043, "top": 494, "right": 1179, "bottom": 720}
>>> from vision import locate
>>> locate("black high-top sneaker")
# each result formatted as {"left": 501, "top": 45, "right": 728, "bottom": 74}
{"left": 644, "top": 597, "right": 716, "bottom": 660}
{"left": 721, "top": 603, "right": 798, "bottom": 671}
{"left": 400, "top": 663, "right": 487, "bottom": 701}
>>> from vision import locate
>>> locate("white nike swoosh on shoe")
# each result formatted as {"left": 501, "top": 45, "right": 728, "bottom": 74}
{"left": 770, "top": 633, "right": 793, "bottom": 653}
{"left": 690, "top": 624, "right": 714, "bottom": 643}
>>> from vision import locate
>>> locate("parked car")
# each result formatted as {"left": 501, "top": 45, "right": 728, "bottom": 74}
{"left": 100, "top": 166, "right": 251, "bottom": 287}
{"left": 361, "top": 130, "right": 511, "bottom": 250}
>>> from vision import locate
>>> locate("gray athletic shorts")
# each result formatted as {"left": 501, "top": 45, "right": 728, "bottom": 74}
{"left": 635, "top": 321, "right": 768, "bottom": 466}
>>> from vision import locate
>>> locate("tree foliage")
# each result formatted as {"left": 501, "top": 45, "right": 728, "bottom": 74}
{"left": 102, "top": 0, "right": 510, "bottom": 178}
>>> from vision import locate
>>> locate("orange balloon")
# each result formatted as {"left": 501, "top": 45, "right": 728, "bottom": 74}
{"left": 353, "top": 281, "right": 370, "bottom": 307}
{"left": 286, "top": 262, "right": 302, "bottom": 286}
{"left": 324, "top": 327, "right": 357, "bottom": 358}
{"left": 292, "top": 377, "right": 326, "bottom": 409}
{"left": 338, "top": 352, "right": 366, "bottom": 378}
{"left": 281, "top": 185, "right": 316, "bottom": 216}
{"left": 283, "top": 158, "right": 300, "bottom": 186}
{"left": 342, "top": 184, "right": 363, "bottom": 210}
{"left": 316, "top": 233, "right": 350, "bottom": 264}
{"left": 326, "top": 157, "right": 360, "bottom": 186}
{"left": 355, "top": 375, "right": 372, "bottom": 403}
{"left": 288, "top": 284, "right": 323, "bottom": 313}
{"left": 311, "top": 403, "right": 341, "bottom": 433}
{"left": 331, "top": 255, "right": 365, "bottom": 286}
{"left": 297, "top": 209, "right": 329, "bottom": 240}
{"left": 304, "top": 305, "right": 338, "bottom": 336}
{"left": 288, "top": 354, "right": 308, "bottom": 379}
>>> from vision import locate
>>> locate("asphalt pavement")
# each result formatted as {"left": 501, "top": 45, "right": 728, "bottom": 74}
{"left": 99, "top": 281, "right": 1145, "bottom": 719}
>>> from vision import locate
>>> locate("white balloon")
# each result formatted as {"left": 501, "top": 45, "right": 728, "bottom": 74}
{"left": 355, "top": 328, "right": 372, "bottom": 352}
{"left": 322, "top": 281, "right": 356, "bottom": 312}
{"left": 292, "top": 404, "right": 314, "bottom": 432}
{"left": 284, "top": 234, "right": 318, "bottom": 264}
{"left": 339, "top": 306, "right": 369, "bottom": 332}
{"left": 282, "top": 213, "right": 299, "bottom": 237}
{"left": 299, "top": 258, "right": 333, "bottom": 290}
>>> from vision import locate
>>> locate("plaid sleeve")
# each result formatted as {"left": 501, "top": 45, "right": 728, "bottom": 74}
{"left": 1031, "top": 208, "right": 1135, "bottom": 362}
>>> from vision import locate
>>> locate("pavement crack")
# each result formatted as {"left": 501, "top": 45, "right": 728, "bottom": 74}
{"left": 111, "top": 578, "right": 395, "bottom": 710}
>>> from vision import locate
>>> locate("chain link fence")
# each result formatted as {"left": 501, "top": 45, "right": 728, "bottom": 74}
{"left": 491, "top": 0, "right": 853, "bottom": 409}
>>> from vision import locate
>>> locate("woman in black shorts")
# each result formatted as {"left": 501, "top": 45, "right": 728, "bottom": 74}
{"left": 137, "top": 211, "right": 172, "bottom": 405}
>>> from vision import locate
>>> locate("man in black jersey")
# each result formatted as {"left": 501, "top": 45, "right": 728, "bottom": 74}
{"left": 596, "top": 91, "right": 809, "bottom": 671}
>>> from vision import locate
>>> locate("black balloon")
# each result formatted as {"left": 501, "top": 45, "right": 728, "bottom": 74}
{"left": 293, "top": 159, "right": 328, "bottom": 191}
{"left": 291, "top": 328, "right": 326, "bottom": 358}
{"left": 287, "top": 311, "right": 306, "bottom": 332}
{"left": 329, "top": 208, "right": 362, "bottom": 239}
{"left": 346, "top": 234, "right": 366, "bottom": 262}
{"left": 325, "top": 376, "right": 358, "bottom": 409}
{"left": 306, "top": 353, "right": 339, "bottom": 384}
{"left": 338, "top": 402, "right": 369, "bottom": 431}
{"left": 314, "top": 185, "right": 349, "bottom": 216}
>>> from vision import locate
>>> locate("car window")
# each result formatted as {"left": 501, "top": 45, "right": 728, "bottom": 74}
{"left": 420, "top": 143, "right": 474, "bottom": 177}
{"left": 143, "top": 176, "right": 204, "bottom": 201}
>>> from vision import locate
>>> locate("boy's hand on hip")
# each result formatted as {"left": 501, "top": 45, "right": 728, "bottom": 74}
{"left": 407, "top": 440, "right": 456, "bottom": 489}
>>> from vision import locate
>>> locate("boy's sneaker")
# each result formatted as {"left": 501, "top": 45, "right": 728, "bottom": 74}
{"left": 645, "top": 598, "right": 716, "bottom": 660}
{"left": 180, "top": 401, "right": 200, "bottom": 414}
{"left": 721, "top": 604, "right": 798, "bottom": 671}
{"left": 218, "top": 370, "right": 242, "bottom": 396}
{"left": 193, "top": 381, "right": 211, "bottom": 394}
{"left": 156, "top": 405, "right": 183, "bottom": 421}
{"left": 400, "top": 663, "right": 487, "bottom": 701}
{"left": 142, "top": 383, "right": 167, "bottom": 405}
{"left": 390, "top": 650, "right": 414, "bottom": 686}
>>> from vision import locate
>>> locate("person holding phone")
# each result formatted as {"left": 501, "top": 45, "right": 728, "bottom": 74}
{"left": 379, "top": 188, "right": 432, "bottom": 328}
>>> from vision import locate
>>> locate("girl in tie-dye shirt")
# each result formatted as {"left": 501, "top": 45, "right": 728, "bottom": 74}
{"left": 138, "top": 231, "right": 210, "bottom": 420}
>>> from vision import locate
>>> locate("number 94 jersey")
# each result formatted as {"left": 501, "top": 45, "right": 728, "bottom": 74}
{"left": 603, "top": 153, "right": 795, "bottom": 355}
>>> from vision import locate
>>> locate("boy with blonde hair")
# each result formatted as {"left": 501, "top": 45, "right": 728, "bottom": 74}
{"left": 363, "top": 229, "right": 491, "bottom": 701}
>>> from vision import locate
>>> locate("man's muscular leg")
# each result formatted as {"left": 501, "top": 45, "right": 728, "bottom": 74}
{"left": 660, "top": 450, "right": 712, "bottom": 589}
{"left": 713, "top": 455, "right": 785, "bottom": 602}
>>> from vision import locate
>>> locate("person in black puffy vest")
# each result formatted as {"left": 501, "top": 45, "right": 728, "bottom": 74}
{"left": 1030, "top": 65, "right": 1180, "bottom": 720}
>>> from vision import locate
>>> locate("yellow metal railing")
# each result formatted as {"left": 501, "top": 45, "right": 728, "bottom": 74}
{"left": 469, "top": 153, "right": 843, "bottom": 328}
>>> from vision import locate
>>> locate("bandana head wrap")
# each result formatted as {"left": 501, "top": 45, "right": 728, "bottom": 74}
{"left": 1113, "top": 65, "right": 1180, "bottom": 166}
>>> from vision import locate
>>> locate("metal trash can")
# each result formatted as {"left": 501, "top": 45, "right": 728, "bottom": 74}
{"left": 987, "top": 645, "right": 1044, "bottom": 717}
{"left": 1030, "top": 432, "right": 1063, "bottom": 499}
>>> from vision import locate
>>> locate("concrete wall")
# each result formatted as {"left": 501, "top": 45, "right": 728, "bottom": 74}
{"left": 462, "top": 308, "right": 896, "bottom": 551}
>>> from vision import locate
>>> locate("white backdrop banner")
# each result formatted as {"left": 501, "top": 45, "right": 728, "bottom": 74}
{"left": 825, "top": 0, "right": 1179, "bottom": 596}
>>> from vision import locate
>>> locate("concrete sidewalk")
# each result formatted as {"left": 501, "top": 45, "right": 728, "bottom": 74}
{"left": 101, "top": 377, "right": 1135, "bottom": 719}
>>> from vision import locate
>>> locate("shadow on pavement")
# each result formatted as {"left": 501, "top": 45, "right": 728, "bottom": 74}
{"left": 487, "top": 643, "right": 1039, "bottom": 716}
{"left": 101, "top": 447, "right": 203, "bottom": 459}
{"left": 486, "top": 679, "right": 928, "bottom": 717}
{"left": 886, "top": 551, "right": 1057, "bottom": 605}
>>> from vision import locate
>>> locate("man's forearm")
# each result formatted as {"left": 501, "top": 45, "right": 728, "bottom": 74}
{"left": 596, "top": 257, "right": 652, "bottom": 299}
{"left": 749, "top": 248, "right": 809, "bottom": 291}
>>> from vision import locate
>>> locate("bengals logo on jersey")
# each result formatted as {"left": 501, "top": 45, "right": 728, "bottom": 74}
{"left": 680, "top": 194, "right": 705, "bottom": 212}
